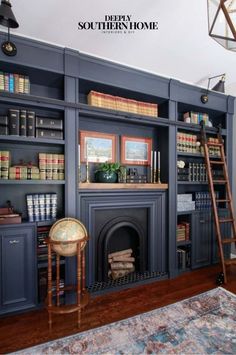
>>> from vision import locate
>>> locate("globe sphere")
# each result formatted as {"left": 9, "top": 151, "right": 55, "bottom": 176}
{"left": 49, "top": 218, "right": 88, "bottom": 257}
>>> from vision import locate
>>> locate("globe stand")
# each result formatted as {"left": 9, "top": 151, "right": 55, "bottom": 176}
{"left": 45, "top": 224, "right": 89, "bottom": 329}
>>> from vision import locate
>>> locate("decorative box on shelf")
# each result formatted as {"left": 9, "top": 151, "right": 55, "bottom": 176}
{"left": 0, "top": 207, "right": 21, "bottom": 225}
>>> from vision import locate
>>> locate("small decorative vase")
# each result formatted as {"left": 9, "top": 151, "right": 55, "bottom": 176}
{"left": 95, "top": 171, "right": 118, "bottom": 183}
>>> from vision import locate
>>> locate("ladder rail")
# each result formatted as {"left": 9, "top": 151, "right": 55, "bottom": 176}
{"left": 202, "top": 141, "right": 227, "bottom": 283}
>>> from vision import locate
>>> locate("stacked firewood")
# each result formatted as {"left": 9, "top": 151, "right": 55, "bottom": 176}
{"left": 108, "top": 248, "right": 135, "bottom": 280}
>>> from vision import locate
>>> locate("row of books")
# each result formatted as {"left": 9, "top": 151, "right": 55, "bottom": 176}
{"left": 0, "top": 109, "right": 64, "bottom": 140}
{"left": 0, "top": 71, "right": 30, "bottom": 94}
{"left": 183, "top": 111, "right": 210, "bottom": 126}
{"left": 26, "top": 193, "right": 57, "bottom": 222}
{"left": 177, "top": 222, "right": 190, "bottom": 242}
{"left": 177, "top": 246, "right": 191, "bottom": 269}
{"left": 194, "top": 191, "right": 219, "bottom": 210}
{"left": 88, "top": 90, "right": 158, "bottom": 117}
{"left": 39, "top": 153, "right": 65, "bottom": 180}
{"left": 178, "top": 163, "right": 224, "bottom": 182}
{"left": 177, "top": 132, "right": 199, "bottom": 153}
{"left": 0, "top": 151, "right": 10, "bottom": 179}
{"left": 177, "top": 132, "right": 220, "bottom": 156}
{"left": 9, "top": 164, "right": 40, "bottom": 180}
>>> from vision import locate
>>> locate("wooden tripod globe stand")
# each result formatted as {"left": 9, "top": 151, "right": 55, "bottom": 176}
{"left": 46, "top": 218, "right": 90, "bottom": 328}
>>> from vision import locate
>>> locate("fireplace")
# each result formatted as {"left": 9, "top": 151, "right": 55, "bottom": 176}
{"left": 78, "top": 191, "right": 167, "bottom": 290}
{"left": 97, "top": 213, "right": 147, "bottom": 282}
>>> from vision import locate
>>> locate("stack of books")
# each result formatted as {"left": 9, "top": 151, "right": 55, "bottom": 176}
{"left": 0, "top": 151, "right": 10, "bottom": 179}
{"left": 26, "top": 193, "right": 58, "bottom": 222}
{"left": 177, "top": 222, "right": 190, "bottom": 242}
{"left": 36, "top": 116, "right": 63, "bottom": 140}
{"left": 0, "top": 71, "right": 30, "bottom": 94}
{"left": 39, "top": 153, "right": 64, "bottom": 180}
{"left": 183, "top": 111, "right": 210, "bottom": 126}
{"left": 188, "top": 163, "right": 207, "bottom": 182}
{"left": 87, "top": 90, "right": 158, "bottom": 117}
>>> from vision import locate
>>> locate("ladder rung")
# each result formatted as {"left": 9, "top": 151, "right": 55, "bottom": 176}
{"left": 212, "top": 180, "right": 227, "bottom": 184}
{"left": 224, "top": 258, "right": 236, "bottom": 266}
{"left": 207, "top": 142, "right": 223, "bottom": 147}
{"left": 209, "top": 160, "right": 224, "bottom": 165}
{"left": 216, "top": 199, "right": 230, "bottom": 203}
{"left": 222, "top": 238, "right": 236, "bottom": 244}
{"left": 219, "top": 218, "right": 234, "bottom": 223}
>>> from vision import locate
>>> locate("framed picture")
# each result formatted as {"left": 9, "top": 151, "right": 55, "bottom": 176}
{"left": 121, "top": 136, "right": 152, "bottom": 165}
{"left": 80, "top": 130, "right": 116, "bottom": 163}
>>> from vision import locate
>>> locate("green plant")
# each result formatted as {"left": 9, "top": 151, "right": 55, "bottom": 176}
{"left": 96, "top": 162, "right": 120, "bottom": 173}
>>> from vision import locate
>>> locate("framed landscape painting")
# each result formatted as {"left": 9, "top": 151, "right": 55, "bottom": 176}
{"left": 80, "top": 130, "right": 116, "bottom": 163}
{"left": 121, "top": 136, "right": 152, "bottom": 165}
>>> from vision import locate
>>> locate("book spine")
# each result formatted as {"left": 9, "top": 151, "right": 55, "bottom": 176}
{"left": 0, "top": 71, "right": 4, "bottom": 91}
{"left": 58, "top": 154, "right": 65, "bottom": 180}
{"left": 20, "top": 110, "right": 27, "bottom": 136}
{"left": 27, "top": 111, "right": 36, "bottom": 137}
{"left": 46, "top": 153, "right": 53, "bottom": 180}
{"left": 39, "top": 153, "right": 46, "bottom": 180}
{"left": 8, "top": 109, "right": 20, "bottom": 136}
{"left": 9, "top": 73, "right": 14, "bottom": 93}
{"left": 4, "top": 73, "right": 9, "bottom": 92}
{"left": 52, "top": 154, "right": 59, "bottom": 180}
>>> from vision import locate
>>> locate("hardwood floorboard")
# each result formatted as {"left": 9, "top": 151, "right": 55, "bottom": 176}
{"left": 0, "top": 264, "right": 236, "bottom": 354}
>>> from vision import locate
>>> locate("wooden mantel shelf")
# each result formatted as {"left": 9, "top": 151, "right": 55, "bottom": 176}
{"left": 79, "top": 183, "right": 168, "bottom": 190}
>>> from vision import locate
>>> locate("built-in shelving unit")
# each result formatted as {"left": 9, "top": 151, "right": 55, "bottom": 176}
{"left": 0, "top": 32, "right": 234, "bottom": 316}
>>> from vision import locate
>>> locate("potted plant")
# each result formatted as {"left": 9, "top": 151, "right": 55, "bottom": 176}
{"left": 95, "top": 162, "right": 120, "bottom": 183}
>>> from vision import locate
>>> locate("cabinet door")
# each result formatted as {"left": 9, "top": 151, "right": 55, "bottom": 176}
{"left": 192, "top": 211, "right": 212, "bottom": 269}
{"left": 0, "top": 225, "right": 37, "bottom": 315}
{"left": 212, "top": 209, "right": 231, "bottom": 264}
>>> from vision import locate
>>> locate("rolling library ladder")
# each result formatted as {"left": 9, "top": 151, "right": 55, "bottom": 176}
{"left": 200, "top": 121, "right": 236, "bottom": 284}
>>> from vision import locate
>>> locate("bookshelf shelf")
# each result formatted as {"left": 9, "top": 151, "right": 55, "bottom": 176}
{"left": 79, "top": 182, "right": 168, "bottom": 190}
{"left": 0, "top": 135, "right": 65, "bottom": 145}
{"left": 177, "top": 240, "right": 191, "bottom": 247}
{"left": 0, "top": 180, "right": 65, "bottom": 185}
{"left": 177, "top": 152, "right": 220, "bottom": 159}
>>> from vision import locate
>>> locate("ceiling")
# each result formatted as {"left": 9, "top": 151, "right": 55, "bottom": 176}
{"left": 8, "top": 0, "right": 236, "bottom": 96}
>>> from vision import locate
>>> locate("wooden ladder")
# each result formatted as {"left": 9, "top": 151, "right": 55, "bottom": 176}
{"left": 200, "top": 121, "right": 236, "bottom": 284}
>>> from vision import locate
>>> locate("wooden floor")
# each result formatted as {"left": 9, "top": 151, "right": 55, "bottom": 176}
{"left": 1, "top": 264, "right": 236, "bottom": 354}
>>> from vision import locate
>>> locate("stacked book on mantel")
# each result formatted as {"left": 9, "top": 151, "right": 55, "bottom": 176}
{"left": 87, "top": 90, "right": 158, "bottom": 117}
{"left": 108, "top": 248, "right": 135, "bottom": 280}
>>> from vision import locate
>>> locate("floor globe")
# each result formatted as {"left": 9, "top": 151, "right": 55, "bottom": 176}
{"left": 49, "top": 217, "right": 88, "bottom": 257}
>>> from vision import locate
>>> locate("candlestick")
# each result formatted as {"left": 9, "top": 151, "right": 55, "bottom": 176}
{"left": 78, "top": 144, "right": 81, "bottom": 182}
{"left": 150, "top": 150, "right": 153, "bottom": 183}
{"left": 158, "top": 151, "right": 161, "bottom": 183}
{"left": 154, "top": 151, "right": 157, "bottom": 171}
{"left": 86, "top": 143, "right": 89, "bottom": 183}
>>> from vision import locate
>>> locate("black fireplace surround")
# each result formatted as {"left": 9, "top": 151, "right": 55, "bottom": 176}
{"left": 78, "top": 191, "right": 167, "bottom": 288}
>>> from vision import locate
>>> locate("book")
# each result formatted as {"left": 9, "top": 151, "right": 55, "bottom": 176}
{"left": 36, "top": 128, "right": 63, "bottom": 140}
{"left": 27, "top": 111, "right": 36, "bottom": 137}
{"left": 20, "top": 110, "right": 27, "bottom": 136}
{"left": 36, "top": 116, "right": 63, "bottom": 130}
{"left": 8, "top": 109, "right": 20, "bottom": 136}
{"left": 0, "top": 115, "right": 8, "bottom": 126}
{"left": 38, "top": 153, "right": 46, "bottom": 180}
{"left": 0, "top": 126, "right": 8, "bottom": 135}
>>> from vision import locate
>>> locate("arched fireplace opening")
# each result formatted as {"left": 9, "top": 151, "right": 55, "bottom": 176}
{"left": 97, "top": 216, "right": 147, "bottom": 282}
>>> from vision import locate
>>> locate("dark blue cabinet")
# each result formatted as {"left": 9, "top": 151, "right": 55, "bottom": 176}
{"left": 0, "top": 224, "right": 37, "bottom": 315}
{"left": 192, "top": 211, "right": 212, "bottom": 269}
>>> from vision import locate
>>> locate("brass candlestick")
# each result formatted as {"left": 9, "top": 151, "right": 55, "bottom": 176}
{"left": 150, "top": 167, "right": 153, "bottom": 183}
{"left": 86, "top": 163, "right": 89, "bottom": 183}
{"left": 157, "top": 169, "right": 161, "bottom": 184}
{"left": 153, "top": 169, "right": 157, "bottom": 184}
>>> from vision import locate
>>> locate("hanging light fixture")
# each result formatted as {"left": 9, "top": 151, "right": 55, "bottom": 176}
{"left": 201, "top": 74, "right": 226, "bottom": 104}
{"left": 207, "top": 0, "right": 236, "bottom": 51}
{"left": 0, "top": 0, "right": 19, "bottom": 56}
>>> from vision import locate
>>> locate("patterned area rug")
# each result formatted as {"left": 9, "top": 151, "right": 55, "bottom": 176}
{"left": 15, "top": 287, "right": 236, "bottom": 354}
